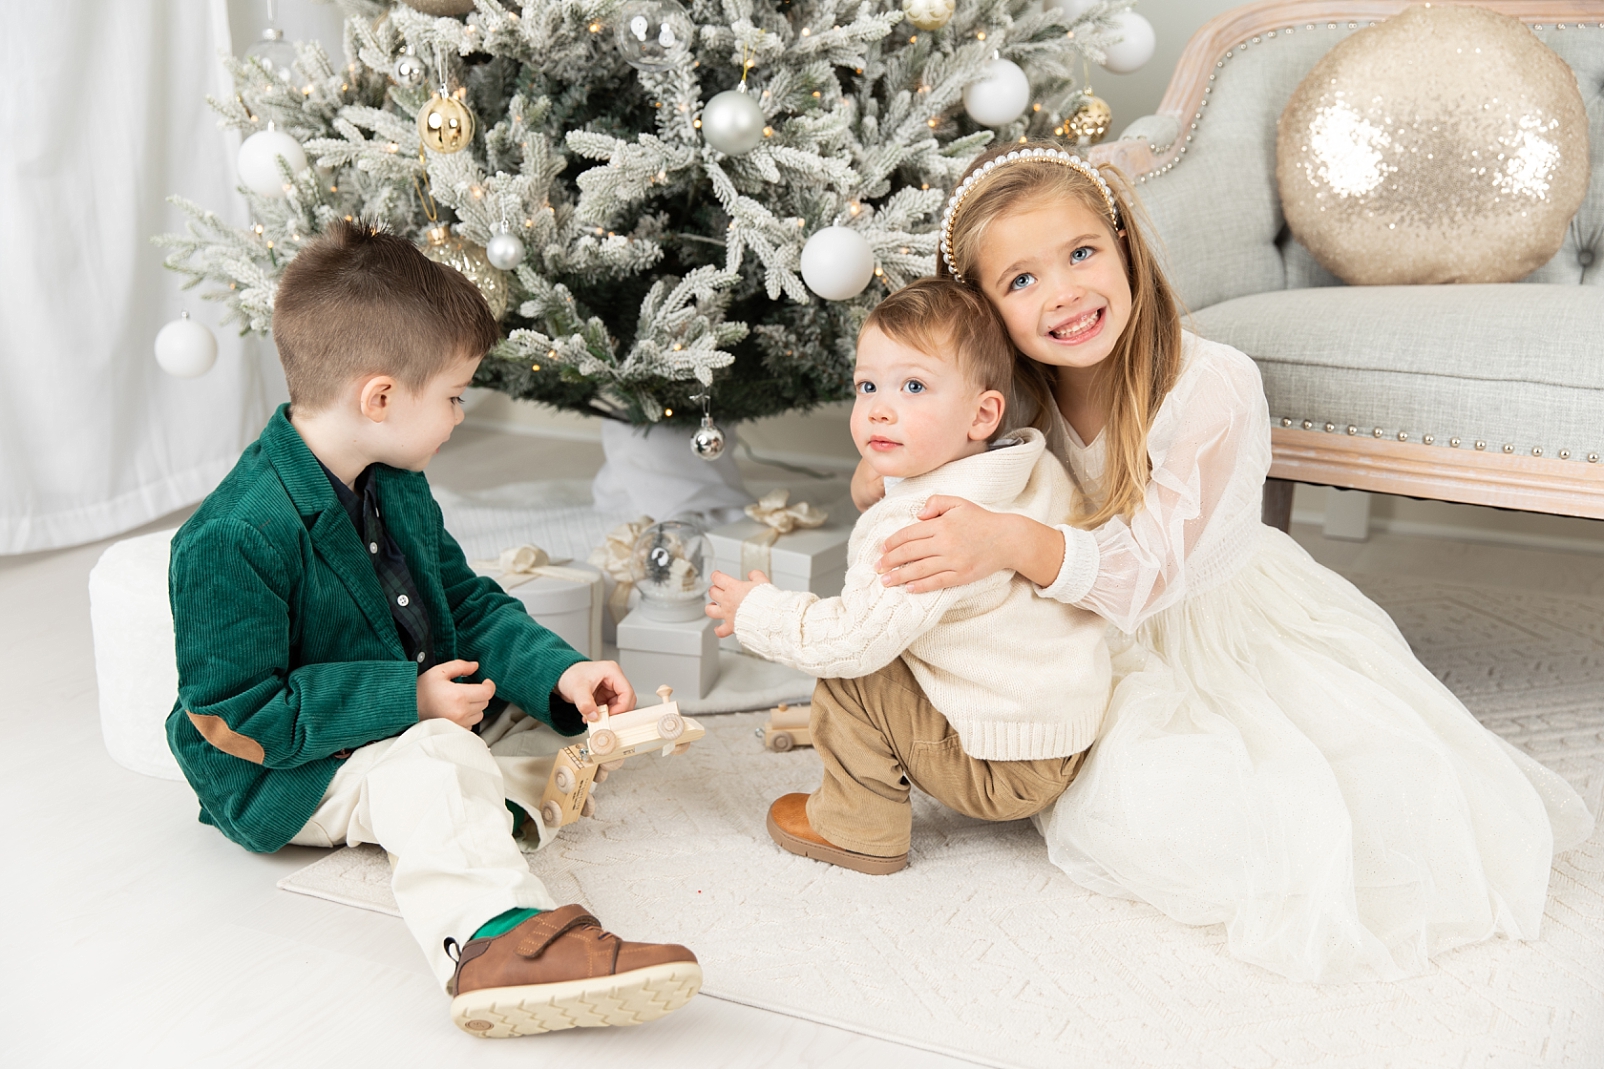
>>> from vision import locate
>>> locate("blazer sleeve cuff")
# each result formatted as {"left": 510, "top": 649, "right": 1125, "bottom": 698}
{"left": 1035, "top": 525, "right": 1099, "bottom": 605}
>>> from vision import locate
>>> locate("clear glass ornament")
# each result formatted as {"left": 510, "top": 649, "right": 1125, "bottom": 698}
{"left": 615, "top": 0, "right": 693, "bottom": 72}
{"left": 394, "top": 52, "right": 426, "bottom": 88}
{"left": 245, "top": 27, "right": 297, "bottom": 83}
{"left": 901, "top": 0, "right": 954, "bottom": 31}
{"left": 629, "top": 520, "right": 712, "bottom": 620}
{"left": 690, "top": 415, "right": 726, "bottom": 461}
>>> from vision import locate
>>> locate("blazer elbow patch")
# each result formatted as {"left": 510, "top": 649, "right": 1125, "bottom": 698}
{"left": 187, "top": 711, "right": 267, "bottom": 765}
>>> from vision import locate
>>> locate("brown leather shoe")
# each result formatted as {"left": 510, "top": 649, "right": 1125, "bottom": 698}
{"left": 766, "top": 793, "right": 908, "bottom": 875}
{"left": 446, "top": 904, "right": 701, "bottom": 1038}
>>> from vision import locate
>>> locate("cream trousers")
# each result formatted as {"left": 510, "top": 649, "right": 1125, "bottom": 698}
{"left": 289, "top": 713, "right": 567, "bottom": 988}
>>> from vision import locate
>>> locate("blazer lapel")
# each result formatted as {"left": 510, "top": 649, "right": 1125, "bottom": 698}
{"left": 309, "top": 508, "right": 403, "bottom": 656}
{"left": 258, "top": 405, "right": 402, "bottom": 656}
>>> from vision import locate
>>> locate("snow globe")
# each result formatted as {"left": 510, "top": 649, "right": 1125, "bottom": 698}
{"left": 628, "top": 520, "right": 712, "bottom": 622}
{"left": 617, "top": 519, "right": 721, "bottom": 699}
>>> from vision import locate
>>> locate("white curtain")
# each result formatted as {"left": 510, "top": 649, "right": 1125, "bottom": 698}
{"left": 0, "top": 0, "right": 284, "bottom": 553}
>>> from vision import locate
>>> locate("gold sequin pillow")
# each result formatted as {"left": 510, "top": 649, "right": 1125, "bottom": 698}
{"left": 1276, "top": 4, "right": 1590, "bottom": 285}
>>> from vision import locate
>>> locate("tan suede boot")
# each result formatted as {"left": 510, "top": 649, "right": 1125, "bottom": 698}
{"left": 445, "top": 904, "right": 701, "bottom": 1037}
{"left": 766, "top": 793, "right": 908, "bottom": 874}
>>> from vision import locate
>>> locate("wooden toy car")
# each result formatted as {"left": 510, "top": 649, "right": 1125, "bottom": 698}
{"left": 536, "top": 685, "right": 705, "bottom": 831}
{"left": 758, "top": 701, "right": 812, "bottom": 752}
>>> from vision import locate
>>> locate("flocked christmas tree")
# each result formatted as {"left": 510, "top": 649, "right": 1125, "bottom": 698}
{"left": 158, "top": 0, "right": 1138, "bottom": 440}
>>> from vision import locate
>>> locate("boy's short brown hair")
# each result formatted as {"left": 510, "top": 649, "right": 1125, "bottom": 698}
{"left": 860, "top": 276, "right": 1014, "bottom": 396}
{"left": 272, "top": 219, "right": 500, "bottom": 411}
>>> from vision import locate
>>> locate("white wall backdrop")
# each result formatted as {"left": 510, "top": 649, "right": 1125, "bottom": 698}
{"left": 0, "top": 0, "right": 283, "bottom": 554}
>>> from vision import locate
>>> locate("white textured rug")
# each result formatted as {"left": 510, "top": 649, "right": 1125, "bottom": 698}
{"left": 280, "top": 575, "right": 1604, "bottom": 1069}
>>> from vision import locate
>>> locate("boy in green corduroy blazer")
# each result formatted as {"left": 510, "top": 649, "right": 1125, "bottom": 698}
{"left": 166, "top": 221, "right": 700, "bottom": 1039}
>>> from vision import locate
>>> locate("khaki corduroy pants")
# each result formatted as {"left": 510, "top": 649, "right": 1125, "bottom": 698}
{"left": 805, "top": 657, "right": 1086, "bottom": 858}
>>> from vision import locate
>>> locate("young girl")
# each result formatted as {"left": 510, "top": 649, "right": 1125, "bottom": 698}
{"left": 861, "top": 141, "right": 1594, "bottom": 983}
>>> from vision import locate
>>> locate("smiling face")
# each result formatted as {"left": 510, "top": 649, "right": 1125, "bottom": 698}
{"left": 850, "top": 326, "right": 1004, "bottom": 480}
{"left": 366, "top": 352, "right": 481, "bottom": 471}
{"left": 973, "top": 196, "right": 1132, "bottom": 379}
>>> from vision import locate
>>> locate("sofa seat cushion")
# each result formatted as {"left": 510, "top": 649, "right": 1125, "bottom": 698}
{"left": 1193, "top": 285, "right": 1604, "bottom": 460}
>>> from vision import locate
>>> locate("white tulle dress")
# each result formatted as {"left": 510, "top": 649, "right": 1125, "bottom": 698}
{"left": 1027, "top": 333, "right": 1594, "bottom": 983}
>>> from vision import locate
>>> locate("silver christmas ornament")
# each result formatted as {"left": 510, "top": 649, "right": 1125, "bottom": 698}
{"left": 690, "top": 414, "right": 727, "bottom": 461}
{"left": 701, "top": 89, "right": 765, "bottom": 156}
{"left": 486, "top": 232, "right": 526, "bottom": 271}
{"left": 394, "top": 53, "right": 426, "bottom": 88}
{"left": 616, "top": 0, "right": 693, "bottom": 72}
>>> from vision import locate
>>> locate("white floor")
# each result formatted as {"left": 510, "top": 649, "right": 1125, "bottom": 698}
{"left": 6, "top": 425, "right": 1604, "bottom": 1068}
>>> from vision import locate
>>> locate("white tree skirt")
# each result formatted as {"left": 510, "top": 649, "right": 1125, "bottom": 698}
{"left": 280, "top": 575, "right": 1604, "bottom": 1069}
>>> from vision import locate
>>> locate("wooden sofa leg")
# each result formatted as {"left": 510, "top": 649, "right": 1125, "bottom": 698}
{"left": 1262, "top": 478, "right": 1294, "bottom": 532}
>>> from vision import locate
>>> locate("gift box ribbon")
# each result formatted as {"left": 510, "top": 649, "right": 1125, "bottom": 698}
{"left": 476, "top": 543, "right": 599, "bottom": 589}
{"left": 740, "top": 490, "right": 828, "bottom": 579}
{"left": 588, "top": 516, "right": 655, "bottom": 626}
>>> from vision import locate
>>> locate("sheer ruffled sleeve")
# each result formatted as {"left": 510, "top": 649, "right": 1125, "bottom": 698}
{"left": 1037, "top": 340, "right": 1272, "bottom": 634}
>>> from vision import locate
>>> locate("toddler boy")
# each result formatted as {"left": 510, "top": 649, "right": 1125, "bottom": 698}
{"left": 166, "top": 220, "right": 698, "bottom": 1038}
{"left": 706, "top": 278, "right": 1111, "bottom": 873}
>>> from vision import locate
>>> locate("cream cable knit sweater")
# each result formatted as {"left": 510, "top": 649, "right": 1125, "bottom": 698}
{"left": 735, "top": 429, "right": 1111, "bottom": 761}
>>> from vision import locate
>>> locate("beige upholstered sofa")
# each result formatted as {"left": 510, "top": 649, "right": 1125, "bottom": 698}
{"left": 1090, "top": 0, "right": 1604, "bottom": 526}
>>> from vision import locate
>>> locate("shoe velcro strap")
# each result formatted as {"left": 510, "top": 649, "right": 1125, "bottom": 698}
{"left": 514, "top": 909, "right": 601, "bottom": 959}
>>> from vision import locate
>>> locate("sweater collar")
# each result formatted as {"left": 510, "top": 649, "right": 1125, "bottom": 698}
{"left": 883, "top": 427, "right": 1047, "bottom": 508}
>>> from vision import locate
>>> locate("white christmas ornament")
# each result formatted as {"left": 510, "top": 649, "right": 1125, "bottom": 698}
{"left": 800, "top": 226, "right": 875, "bottom": 301}
{"left": 486, "top": 232, "right": 526, "bottom": 271}
{"left": 154, "top": 312, "right": 218, "bottom": 378}
{"left": 237, "top": 125, "right": 308, "bottom": 198}
{"left": 962, "top": 59, "right": 1031, "bottom": 127}
{"left": 700, "top": 89, "right": 765, "bottom": 156}
{"left": 901, "top": 0, "right": 955, "bottom": 31}
{"left": 1100, "top": 11, "right": 1156, "bottom": 74}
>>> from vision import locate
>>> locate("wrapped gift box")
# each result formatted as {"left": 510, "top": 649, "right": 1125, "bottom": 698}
{"left": 708, "top": 516, "right": 851, "bottom": 599}
{"left": 475, "top": 561, "right": 605, "bottom": 660}
{"left": 616, "top": 608, "right": 719, "bottom": 699}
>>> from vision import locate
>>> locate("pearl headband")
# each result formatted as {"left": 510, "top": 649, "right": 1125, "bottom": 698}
{"left": 939, "top": 147, "right": 1121, "bottom": 284}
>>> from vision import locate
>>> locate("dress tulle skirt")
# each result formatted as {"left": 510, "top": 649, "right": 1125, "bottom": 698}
{"left": 1035, "top": 527, "right": 1594, "bottom": 982}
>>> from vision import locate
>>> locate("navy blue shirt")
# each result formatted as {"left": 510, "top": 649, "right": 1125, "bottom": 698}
{"left": 320, "top": 462, "right": 436, "bottom": 674}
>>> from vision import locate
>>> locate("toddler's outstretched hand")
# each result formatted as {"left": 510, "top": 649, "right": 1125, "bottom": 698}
{"left": 417, "top": 659, "right": 496, "bottom": 729}
{"left": 706, "top": 569, "right": 771, "bottom": 638}
{"left": 557, "top": 660, "right": 635, "bottom": 722}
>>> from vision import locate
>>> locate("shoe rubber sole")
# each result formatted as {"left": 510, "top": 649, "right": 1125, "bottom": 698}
{"left": 450, "top": 960, "right": 703, "bottom": 1038}
{"left": 766, "top": 808, "right": 908, "bottom": 875}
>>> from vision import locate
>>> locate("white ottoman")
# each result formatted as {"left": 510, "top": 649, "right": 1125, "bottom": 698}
{"left": 89, "top": 528, "right": 184, "bottom": 780}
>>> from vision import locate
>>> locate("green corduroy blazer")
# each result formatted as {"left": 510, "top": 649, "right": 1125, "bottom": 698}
{"left": 165, "top": 405, "right": 587, "bottom": 853}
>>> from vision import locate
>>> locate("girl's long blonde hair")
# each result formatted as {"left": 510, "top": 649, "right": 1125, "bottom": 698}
{"left": 938, "top": 141, "right": 1184, "bottom": 527}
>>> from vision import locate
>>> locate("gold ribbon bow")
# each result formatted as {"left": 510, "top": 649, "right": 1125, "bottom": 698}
{"left": 740, "top": 490, "right": 828, "bottom": 579}
{"left": 587, "top": 516, "right": 655, "bottom": 626}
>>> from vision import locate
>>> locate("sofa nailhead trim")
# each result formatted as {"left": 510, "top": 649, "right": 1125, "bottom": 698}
{"left": 1348, "top": 425, "right": 1358, "bottom": 435}
{"left": 1476, "top": 441, "right": 1487, "bottom": 450}
{"left": 1560, "top": 449, "right": 1571, "bottom": 460}
{"left": 1423, "top": 434, "right": 1434, "bottom": 445}
{"left": 1373, "top": 427, "right": 1384, "bottom": 438}
{"left": 1450, "top": 437, "right": 1461, "bottom": 447}
{"left": 1503, "top": 444, "right": 1515, "bottom": 454}
{"left": 1325, "top": 422, "right": 1336, "bottom": 432}
{"left": 1591, "top": 453, "right": 1600, "bottom": 463}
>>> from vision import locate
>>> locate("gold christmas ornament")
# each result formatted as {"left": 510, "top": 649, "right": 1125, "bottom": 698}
{"left": 1065, "top": 93, "right": 1112, "bottom": 144}
{"left": 398, "top": 0, "right": 477, "bottom": 15}
{"left": 417, "top": 93, "right": 475, "bottom": 154}
{"left": 1276, "top": 4, "right": 1589, "bottom": 285}
{"left": 901, "top": 0, "right": 955, "bottom": 32}
{"left": 421, "top": 224, "right": 509, "bottom": 319}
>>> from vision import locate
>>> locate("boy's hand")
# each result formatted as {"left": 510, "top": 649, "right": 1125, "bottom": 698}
{"left": 557, "top": 660, "right": 635, "bottom": 723}
{"left": 417, "top": 659, "right": 496, "bottom": 729}
{"left": 706, "top": 569, "right": 771, "bottom": 638}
